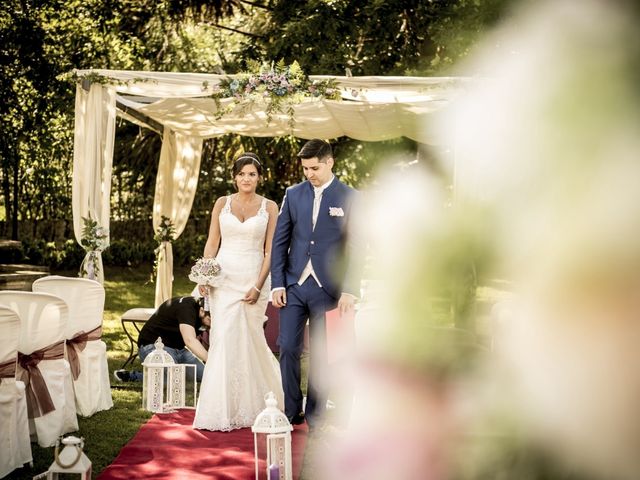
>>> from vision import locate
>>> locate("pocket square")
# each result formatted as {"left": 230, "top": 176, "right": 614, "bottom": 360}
{"left": 329, "top": 207, "right": 344, "bottom": 217}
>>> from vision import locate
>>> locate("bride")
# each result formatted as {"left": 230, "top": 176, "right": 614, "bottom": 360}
{"left": 193, "top": 152, "right": 284, "bottom": 431}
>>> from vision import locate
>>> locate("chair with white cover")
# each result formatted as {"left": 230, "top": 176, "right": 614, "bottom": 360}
{"left": 0, "top": 291, "right": 78, "bottom": 447}
{"left": 33, "top": 276, "right": 113, "bottom": 416}
{"left": 0, "top": 304, "right": 32, "bottom": 478}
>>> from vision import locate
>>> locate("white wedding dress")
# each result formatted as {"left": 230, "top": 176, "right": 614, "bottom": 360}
{"left": 193, "top": 196, "right": 284, "bottom": 431}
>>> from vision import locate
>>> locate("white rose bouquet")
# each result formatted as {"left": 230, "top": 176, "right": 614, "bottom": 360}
{"left": 189, "top": 257, "right": 223, "bottom": 287}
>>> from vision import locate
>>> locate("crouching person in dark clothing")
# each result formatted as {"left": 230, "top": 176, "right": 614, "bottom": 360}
{"left": 114, "top": 296, "right": 211, "bottom": 382}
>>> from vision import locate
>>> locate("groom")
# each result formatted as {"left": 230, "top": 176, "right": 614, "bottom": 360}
{"left": 271, "top": 138, "right": 360, "bottom": 430}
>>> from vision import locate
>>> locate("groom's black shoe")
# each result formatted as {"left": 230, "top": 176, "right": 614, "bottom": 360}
{"left": 288, "top": 412, "right": 305, "bottom": 425}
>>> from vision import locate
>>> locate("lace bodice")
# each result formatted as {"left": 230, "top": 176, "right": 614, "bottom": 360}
{"left": 219, "top": 196, "right": 268, "bottom": 253}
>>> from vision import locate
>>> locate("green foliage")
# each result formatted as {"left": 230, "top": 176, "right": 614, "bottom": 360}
{"left": 21, "top": 238, "right": 85, "bottom": 270}
{"left": 154, "top": 215, "right": 176, "bottom": 243}
{"left": 235, "top": 0, "right": 512, "bottom": 76}
{"left": 1, "top": 0, "right": 245, "bottom": 239}
{"left": 173, "top": 233, "right": 207, "bottom": 267}
{"left": 101, "top": 239, "right": 155, "bottom": 267}
{"left": 80, "top": 216, "right": 109, "bottom": 251}
{"left": 0, "top": 240, "right": 24, "bottom": 263}
{"left": 1, "top": 0, "right": 513, "bottom": 245}
{"left": 18, "top": 233, "right": 206, "bottom": 272}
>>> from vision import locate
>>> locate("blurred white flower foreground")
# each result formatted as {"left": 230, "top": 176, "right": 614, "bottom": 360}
{"left": 320, "top": 1, "right": 640, "bottom": 479}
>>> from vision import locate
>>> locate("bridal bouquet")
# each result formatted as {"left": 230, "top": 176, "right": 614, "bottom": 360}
{"left": 189, "top": 257, "right": 223, "bottom": 287}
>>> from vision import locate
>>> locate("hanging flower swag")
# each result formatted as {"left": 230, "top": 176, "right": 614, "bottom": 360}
{"left": 151, "top": 216, "right": 176, "bottom": 283}
{"left": 79, "top": 216, "right": 109, "bottom": 280}
{"left": 208, "top": 60, "right": 342, "bottom": 127}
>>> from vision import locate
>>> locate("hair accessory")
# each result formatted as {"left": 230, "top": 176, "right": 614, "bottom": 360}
{"left": 236, "top": 155, "right": 261, "bottom": 165}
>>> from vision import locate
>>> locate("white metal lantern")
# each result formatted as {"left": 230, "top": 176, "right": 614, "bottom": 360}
{"left": 43, "top": 435, "right": 92, "bottom": 479}
{"left": 142, "top": 337, "right": 197, "bottom": 413}
{"left": 252, "top": 391, "right": 293, "bottom": 480}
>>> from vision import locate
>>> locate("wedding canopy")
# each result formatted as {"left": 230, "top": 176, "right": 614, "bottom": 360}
{"left": 72, "top": 69, "right": 467, "bottom": 306}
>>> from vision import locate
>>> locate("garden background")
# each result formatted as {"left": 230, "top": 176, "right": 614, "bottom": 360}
{"left": 1, "top": 1, "right": 513, "bottom": 478}
{"left": 1, "top": 0, "right": 511, "bottom": 269}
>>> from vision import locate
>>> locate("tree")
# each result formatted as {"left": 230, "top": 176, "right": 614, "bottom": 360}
{"left": 0, "top": 0, "right": 244, "bottom": 237}
{"left": 238, "top": 0, "right": 511, "bottom": 76}
{"left": 0, "top": 0, "right": 513, "bottom": 245}
{"left": 0, "top": 2, "right": 54, "bottom": 239}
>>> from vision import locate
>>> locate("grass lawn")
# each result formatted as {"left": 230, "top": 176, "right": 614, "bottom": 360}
{"left": 10, "top": 265, "right": 310, "bottom": 479}
{"left": 9, "top": 265, "right": 198, "bottom": 479}
{"left": 7, "top": 265, "right": 502, "bottom": 479}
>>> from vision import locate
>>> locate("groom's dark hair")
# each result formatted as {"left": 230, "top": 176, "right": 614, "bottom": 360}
{"left": 297, "top": 139, "right": 333, "bottom": 163}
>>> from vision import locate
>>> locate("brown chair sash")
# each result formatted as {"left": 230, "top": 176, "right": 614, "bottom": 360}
{"left": 17, "top": 340, "right": 65, "bottom": 419}
{"left": 67, "top": 325, "right": 103, "bottom": 380}
{"left": 0, "top": 358, "right": 16, "bottom": 385}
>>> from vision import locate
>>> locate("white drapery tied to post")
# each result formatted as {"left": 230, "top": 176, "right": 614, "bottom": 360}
{"left": 72, "top": 83, "right": 115, "bottom": 285}
{"left": 154, "top": 241, "right": 173, "bottom": 309}
{"left": 153, "top": 129, "right": 203, "bottom": 308}
{"left": 79, "top": 250, "right": 105, "bottom": 285}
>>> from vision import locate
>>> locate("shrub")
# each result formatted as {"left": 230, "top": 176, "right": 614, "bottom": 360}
{"left": 0, "top": 241, "right": 24, "bottom": 263}
{"left": 173, "top": 234, "right": 207, "bottom": 267}
{"left": 19, "top": 234, "right": 205, "bottom": 270}
{"left": 58, "top": 239, "right": 86, "bottom": 270}
{"left": 102, "top": 239, "right": 155, "bottom": 267}
{"left": 22, "top": 239, "right": 88, "bottom": 270}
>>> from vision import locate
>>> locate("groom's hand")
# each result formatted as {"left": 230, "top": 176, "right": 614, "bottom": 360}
{"left": 338, "top": 293, "right": 356, "bottom": 315}
{"left": 272, "top": 289, "right": 287, "bottom": 308}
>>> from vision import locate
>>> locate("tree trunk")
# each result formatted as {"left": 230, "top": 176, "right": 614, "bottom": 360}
{"left": 1, "top": 162, "right": 10, "bottom": 239}
{"left": 11, "top": 157, "right": 19, "bottom": 240}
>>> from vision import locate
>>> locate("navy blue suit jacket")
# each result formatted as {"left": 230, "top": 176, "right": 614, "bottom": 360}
{"left": 271, "top": 177, "right": 358, "bottom": 300}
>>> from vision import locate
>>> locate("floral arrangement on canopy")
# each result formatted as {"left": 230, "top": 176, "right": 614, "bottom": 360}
{"left": 210, "top": 60, "right": 342, "bottom": 126}
{"left": 79, "top": 216, "right": 109, "bottom": 280}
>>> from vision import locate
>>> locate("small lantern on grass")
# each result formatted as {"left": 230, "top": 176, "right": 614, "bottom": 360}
{"left": 37, "top": 435, "right": 92, "bottom": 479}
{"left": 142, "top": 337, "right": 197, "bottom": 413}
{"left": 252, "top": 391, "right": 293, "bottom": 480}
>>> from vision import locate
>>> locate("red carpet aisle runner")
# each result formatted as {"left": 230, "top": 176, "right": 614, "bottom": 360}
{"left": 97, "top": 409, "right": 307, "bottom": 480}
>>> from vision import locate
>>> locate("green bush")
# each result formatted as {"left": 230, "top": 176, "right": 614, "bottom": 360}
{"left": 102, "top": 239, "right": 155, "bottom": 267}
{"left": 0, "top": 241, "right": 24, "bottom": 263}
{"left": 19, "top": 235, "right": 205, "bottom": 270}
{"left": 58, "top": 239, "right": 86, "bottom": 270}
{"left": 173, "top": 234, "right": 207, "bottom": 267}
{"left": 21, "top": 239, "right": 85, "bottom": 270}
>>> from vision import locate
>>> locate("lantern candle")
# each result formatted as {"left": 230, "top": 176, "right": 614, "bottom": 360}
{"left": 252, "top": 392, "right": 292, "bottom": 480}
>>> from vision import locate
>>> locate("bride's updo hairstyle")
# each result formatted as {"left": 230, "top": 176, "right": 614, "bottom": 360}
{"left": 232, "top": 152, "right": 262, "bottom": 177}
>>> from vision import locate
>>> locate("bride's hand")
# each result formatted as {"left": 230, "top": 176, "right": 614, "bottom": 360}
{"left": 242, "top": 286, "right": 260, "bottom": 304}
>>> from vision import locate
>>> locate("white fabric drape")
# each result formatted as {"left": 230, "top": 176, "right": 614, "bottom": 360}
{"left": 73, "top": 69, "right": 467, "bottom": 145}
{"left": 72, "top": 83, "right": 116, "bottom": 284}
{"left": 72, "top": 70, "right": 463, "bottom": 290}
{"left": 153, "top": 128, "right": 203, "bottom": 307}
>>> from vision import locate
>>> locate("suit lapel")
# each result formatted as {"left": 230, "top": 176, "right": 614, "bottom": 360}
{"left": 315, "top": 178, "right": 339, "bottom": 232}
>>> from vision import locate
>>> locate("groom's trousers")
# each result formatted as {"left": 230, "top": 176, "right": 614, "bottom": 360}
{"left": 277, "top": 276, "right": 335, "bottom": 427}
